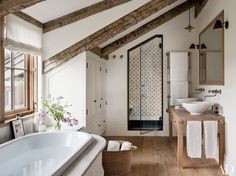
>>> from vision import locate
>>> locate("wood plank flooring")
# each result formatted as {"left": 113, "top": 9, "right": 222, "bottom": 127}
{"left": 105, "top": 137, "right": 219, "bottom": 176}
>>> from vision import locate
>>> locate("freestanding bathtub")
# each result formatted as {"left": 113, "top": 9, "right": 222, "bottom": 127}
{"left": 0, "top": 131, "right": 95, "bottom": 176}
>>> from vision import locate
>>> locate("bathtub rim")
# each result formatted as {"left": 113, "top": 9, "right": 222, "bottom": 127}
{"left": 0, "top": 131, "right": 94, "bottom": 176}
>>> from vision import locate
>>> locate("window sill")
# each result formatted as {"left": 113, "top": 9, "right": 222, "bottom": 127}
{"left": 0, "top": 110, "right": 36, "bottom": 128}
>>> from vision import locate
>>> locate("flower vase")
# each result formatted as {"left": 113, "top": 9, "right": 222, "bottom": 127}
{"left": 55, "top": 121, "right": 61, "bottom": 130}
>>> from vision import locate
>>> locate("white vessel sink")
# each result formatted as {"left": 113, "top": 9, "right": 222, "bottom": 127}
{"left": 182, "top": 102, "right": 211, "bottom": 115}
{"left": 176, "top": 98, "right": 198, "bottom": 106}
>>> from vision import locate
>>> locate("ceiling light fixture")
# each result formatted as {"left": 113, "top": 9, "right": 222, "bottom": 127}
{"left": 184, "top": 9, "right": 194, "bottom": 32}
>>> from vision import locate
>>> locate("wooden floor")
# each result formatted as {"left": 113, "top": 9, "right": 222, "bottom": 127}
{"left": 105, "top": 137, "right": 219, "bottom": 176}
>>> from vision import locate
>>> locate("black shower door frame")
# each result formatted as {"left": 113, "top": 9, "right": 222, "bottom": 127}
{"left": 127, "top": 35, "right": 164, "bottom": 131}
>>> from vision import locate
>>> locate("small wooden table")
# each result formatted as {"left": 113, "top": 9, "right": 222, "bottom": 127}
{"left": 167, "top": 107, "right": 225, "bottom": 169}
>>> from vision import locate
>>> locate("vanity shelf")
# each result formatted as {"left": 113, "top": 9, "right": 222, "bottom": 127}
{"left": 167, "top": 106, "right": 225, "bottom": 169}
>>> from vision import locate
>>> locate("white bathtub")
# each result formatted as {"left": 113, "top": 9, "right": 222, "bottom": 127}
{"left": 0, "top": 131, "right": 94, "bottom": 176}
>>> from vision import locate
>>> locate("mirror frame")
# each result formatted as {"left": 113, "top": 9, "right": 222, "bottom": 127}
{"left": 199, "top": 10, "right": 225, "bottom": 85}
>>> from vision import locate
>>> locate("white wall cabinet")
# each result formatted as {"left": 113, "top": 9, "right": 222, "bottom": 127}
{"left": 45, "top": 51, "right": 106, "bottom": 135}
{"left": 85, "top": 52, "right": 107, "bottom": 135}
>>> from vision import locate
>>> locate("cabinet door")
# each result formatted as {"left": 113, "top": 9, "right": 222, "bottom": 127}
{"left": 100, "top": 63, "right": 107, "bottom": 112}
{"left": 93, "top": 61, "right": 101, "bottom": 114}
{"left": 86, "top": 58, "right": 95, "bottom": 119}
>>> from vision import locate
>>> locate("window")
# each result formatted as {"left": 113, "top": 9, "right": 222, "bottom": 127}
{"left": 4, "top": 49, "right": 37, "bottom": 119}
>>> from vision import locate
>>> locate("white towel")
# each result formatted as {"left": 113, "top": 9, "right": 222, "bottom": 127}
{"left": 170, "top": 52, "right": 188, "bottom": 81}
{"left": 187, "top": 121, "right": 202, "bottom": 158}
{"left": 107, "top": 141, "right": 120, "bottom": 151}
{"left": 121, "top": 142, "right": 132, "bottom": 151}
{"left": 170, "top": 81, "right": 188, "bottom": 105}
{"left": 204, "top": 121, "right": 219, "bottom": 162}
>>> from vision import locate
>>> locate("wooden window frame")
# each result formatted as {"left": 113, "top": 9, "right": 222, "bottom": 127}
{"left": 4, "top": 52, "right": 37, "bottom": 121}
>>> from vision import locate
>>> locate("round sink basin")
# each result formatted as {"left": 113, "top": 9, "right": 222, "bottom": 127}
{"left": 176, "top": 98, "right": 198, "bottom": 106}
{"left": 182, "top": 102, "right": 211, "bottom": 115}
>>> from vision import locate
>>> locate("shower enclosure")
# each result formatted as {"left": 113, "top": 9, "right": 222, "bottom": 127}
{"left": 128, "top": 35, "right": 163, "bottom": 131}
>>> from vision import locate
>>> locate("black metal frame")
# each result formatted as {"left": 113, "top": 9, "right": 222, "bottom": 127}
{"left": 127, "top": 35, "right": 164, "bottom": 131}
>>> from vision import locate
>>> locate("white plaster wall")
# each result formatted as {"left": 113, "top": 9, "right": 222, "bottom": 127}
{"left": 44, "top": 52, "right": 87, "bottom": 128}
{"left": 105, "top": 10, "right": 197, "bottom": 136}
{"left": 42, "top": 0, "right": 150, "bottom": 60}
{"left": 191, "top": 0, "right": 236, "bottom": 174}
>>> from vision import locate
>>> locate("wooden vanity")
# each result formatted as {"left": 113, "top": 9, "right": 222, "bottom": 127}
{"left": 167, "top": 106, "right": 225, "bottom": 169}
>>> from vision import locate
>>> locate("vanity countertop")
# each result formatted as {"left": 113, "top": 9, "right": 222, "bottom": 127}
{"left": 168, "top": 106, "right": 225, "bottom": 122}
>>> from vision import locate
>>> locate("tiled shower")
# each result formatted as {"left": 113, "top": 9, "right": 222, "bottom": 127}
{"left": 128, "top": 35, "right": 163, "bottom": 130}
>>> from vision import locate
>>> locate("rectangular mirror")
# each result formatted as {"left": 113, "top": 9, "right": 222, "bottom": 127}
{"left": 199, "top": 11, "right": 224, "bottom": 85}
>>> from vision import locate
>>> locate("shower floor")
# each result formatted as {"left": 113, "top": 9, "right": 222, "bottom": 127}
{"left": 128, "top": 120, "right": 163, "bottom": 131}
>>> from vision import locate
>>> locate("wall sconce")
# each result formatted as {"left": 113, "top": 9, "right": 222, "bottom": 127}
{"left": 213, "top": 20, "right": 229, "bottom": 29}
{"left": 189, "top": 43, "right": 207, "bottom": 50}
{"left": 200, "top": 43, "right": 207, "bottom": 49}
{"left": 189, "top": 44, "right": 199, "bottom": 49}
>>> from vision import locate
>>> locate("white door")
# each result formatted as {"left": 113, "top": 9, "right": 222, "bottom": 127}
{"left": 93, "top": 61, "right": 101, "bottom": 115}
{"left": 100, "top": 63, "right": 106, "bottom": 112}
{"left": 86, "top": 58, "right": 95, "bottom": 120}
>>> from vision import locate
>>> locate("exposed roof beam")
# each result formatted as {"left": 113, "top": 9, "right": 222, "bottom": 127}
{"left": 43, "top": 0, "right": 132, "bottom": 33}
{"left": 14, "top": 11, "right": 43, "bottom": 28}
{"left": 90, "top": 47, "right": 104, "bottom": 58}
{"left": 195, "top": 0, "right": 208, "bottom": 18}
{"left": 0, "top": 0, "right": 45, "bottom": 16}
{"left": 43, "top": 0, "right": 179, "bottom": 73}
{"left": 101, "top": 0, "right": 202, "bottom": 57}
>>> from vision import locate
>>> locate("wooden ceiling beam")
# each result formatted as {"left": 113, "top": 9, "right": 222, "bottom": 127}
{"left": 90, "top": 47, "right": 103, "bottom": 58}
{"left": 43, "top": 0, "right": 179, "bottom": 73}
{"left": 195, "top": 0, "right": 208, "bottom": 18}
{"left": 0, "top": 0, "right": 45, "bottom": 16}
{"left": 43, "top": 0, "right": 132, "bottom": 33}
{"left": 101, "top": 0, "right": 202, "bottom": 57}
{"left": 14, "top": 11, "right": 43, "bottom": 28}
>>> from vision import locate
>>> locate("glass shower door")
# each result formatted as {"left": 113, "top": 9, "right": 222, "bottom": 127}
{"left": 128, "top": 35, "right": 163, "bottom": 131}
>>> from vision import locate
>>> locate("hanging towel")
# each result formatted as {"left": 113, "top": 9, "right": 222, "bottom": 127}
{"left": 107, "top": 141, "right": 120, "bottom": 151}
{"left": 121, "top": 141, "right": 132, "bottom": 151}
{"left": 204, "top": 121, "right": 219, "bottom": 162}
{"left": 187, "top": 121, "right": 202, "bottom": 158}
{"left": 170, "top": 81, "right": 188, "bottom": 105}
{"left": 169, "top": 52, "right": 188, "bottom": 81}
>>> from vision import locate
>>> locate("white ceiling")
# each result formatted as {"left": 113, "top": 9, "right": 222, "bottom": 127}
{"left": 22, "top": 0, "right": 104, "bottom": 23}
{"left": 99, "top": 0, "right": 187, "bottom": 47}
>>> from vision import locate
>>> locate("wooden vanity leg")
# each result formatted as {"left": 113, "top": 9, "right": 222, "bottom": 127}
{"left": 169, "top": 114, "right": 173, "bottom": 141}
{"left": 177, "top": 123, "right": 184, "bottom": 169}
{"left": 219, "top": 122, "right": 225, "bottom": 166}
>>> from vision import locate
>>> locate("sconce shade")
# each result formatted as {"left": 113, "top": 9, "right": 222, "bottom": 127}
{"left": 189, "top": 43, "right": 195, "bottom": 49}
{"left": 213, "top": 20, "right": 223, "bottom": 29}
{"left": 201, "top": 43, "right": 207, "bottom": 49}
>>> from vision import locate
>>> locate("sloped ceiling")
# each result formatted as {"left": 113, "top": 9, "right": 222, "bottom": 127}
{"left": 22, "top": 0, "right": 103, "bottom": 23}
{"left": 99, "top": 0, "right": 186, "bottom": 48}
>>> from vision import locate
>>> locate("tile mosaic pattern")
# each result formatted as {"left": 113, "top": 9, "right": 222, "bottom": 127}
{"left": 129, "top": 37, "right": 162, "bottom": 121}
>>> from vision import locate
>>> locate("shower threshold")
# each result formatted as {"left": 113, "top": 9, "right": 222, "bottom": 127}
{"left": 128, "top": 120, "right": 163, "bottom": 131}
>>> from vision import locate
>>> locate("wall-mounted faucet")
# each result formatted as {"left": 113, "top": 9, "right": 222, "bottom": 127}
{"left": 204, "top": 89, "right": 222, "bottom": 100}
{"left": 193, "top": 88, "right": 205, "bottom": 94}
{"left": 208, "top": 89, "right": 222, "bottom": 94}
